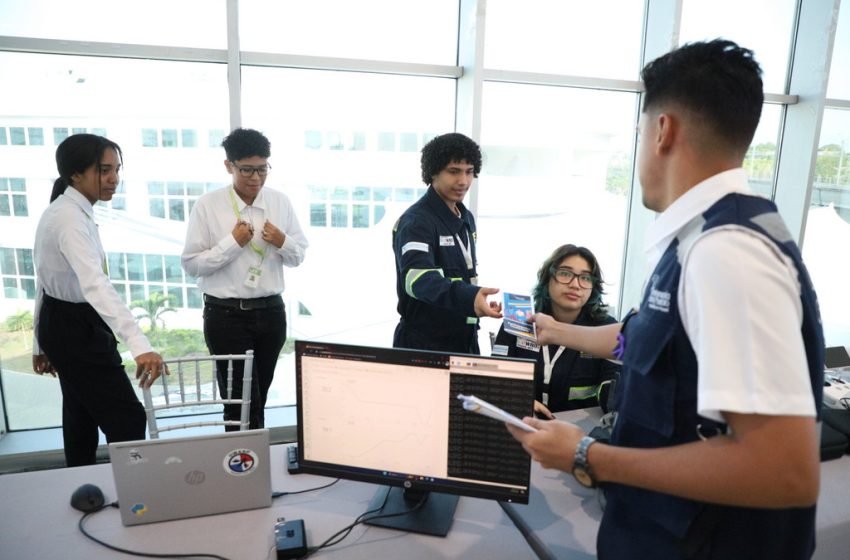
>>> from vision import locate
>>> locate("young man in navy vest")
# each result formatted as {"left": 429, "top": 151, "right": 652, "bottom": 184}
{"left": 508, "top": 40, "right": 823, "bottom": 560}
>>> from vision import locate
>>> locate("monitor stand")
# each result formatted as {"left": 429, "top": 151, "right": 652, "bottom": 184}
{"left": 363, "top": 486, "right": 459, "bottom": 537}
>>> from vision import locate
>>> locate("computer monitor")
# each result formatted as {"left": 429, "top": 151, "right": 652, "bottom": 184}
{"left": 295, "top": 340, "right": 536, "bottom": 537}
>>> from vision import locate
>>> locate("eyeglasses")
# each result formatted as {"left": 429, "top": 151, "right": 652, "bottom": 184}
{"left": 550, "top": 267, "right": 596, "bottom": 289}
{"left": 231, "top": 162, "right": 271, "bottom": 178}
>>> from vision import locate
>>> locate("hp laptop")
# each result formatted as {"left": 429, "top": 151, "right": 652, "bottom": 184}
{"left": 108, "top": 429, "right": 271, "bottom": 526}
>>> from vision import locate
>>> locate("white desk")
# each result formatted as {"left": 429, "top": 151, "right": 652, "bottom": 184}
{"left": 0, "top": 444, "right": 537, "bottom": 560}
{"left": 501, "top": 408, "right": 850, "bottom": 560}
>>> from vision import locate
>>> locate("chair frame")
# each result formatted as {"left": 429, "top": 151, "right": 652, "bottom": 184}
{"left": 142, "top": 350, "right": 254, "bottom": 439}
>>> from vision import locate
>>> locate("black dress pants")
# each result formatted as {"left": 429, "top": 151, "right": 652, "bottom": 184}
{"left": 203, "top": 300, "right": 286, "bottom": 430}
{"left": 38, "top": 295, "right": 146, "bottom": 467}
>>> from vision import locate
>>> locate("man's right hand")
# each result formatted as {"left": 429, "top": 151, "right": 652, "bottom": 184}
{"left": 232, "top": 220, "right": 254, "bottom": 247}
{"left": 32, "top": 354, "right": 56, "bottom": 377}
{"left": 135, "top": 352, "right": 169, "bottom": 389}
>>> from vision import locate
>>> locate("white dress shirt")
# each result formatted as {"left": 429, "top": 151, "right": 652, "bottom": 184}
{"left": 181, "top": 185, "right": 308, "bottom": 299}
{"left": 643, "top": 168, "right": 815, "bottom": 422}
{"left": 32, "top": 187, "right": 152, "bottom": 358}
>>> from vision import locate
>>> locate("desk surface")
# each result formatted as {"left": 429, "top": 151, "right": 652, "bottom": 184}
{"left": 502, "top": 408, "right": 850, "bottom": 560}
{"left": 0, "top": 444, "right": 537, "bottom": 560}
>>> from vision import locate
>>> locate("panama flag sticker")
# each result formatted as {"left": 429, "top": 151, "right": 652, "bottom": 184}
{"left": 224, "top": 448, "right": 259, "bottom": 476}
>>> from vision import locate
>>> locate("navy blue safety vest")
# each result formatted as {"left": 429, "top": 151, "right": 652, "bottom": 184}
{"left": 598, "top": 193, "right": 824, "bottom": 560}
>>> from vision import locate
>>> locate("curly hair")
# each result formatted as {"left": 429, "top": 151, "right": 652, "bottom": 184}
{"left": 532, "top": 244, "right": 608, "bottom": 322}
{"left": 221, "top": 127, "right": 271, "bottom": 161}
{"left": 420, "top": 132, "right": 482, "bottom": 185}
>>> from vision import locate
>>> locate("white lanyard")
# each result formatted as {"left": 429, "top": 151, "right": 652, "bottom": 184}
{"left": 455, "top": 231, "right": 473, "bottom": 270}
{"left": 541, "top": 345, "right": 566, "bottom": 385}
{"left": 540, "top": 345, "right": 565, "bottom": 405}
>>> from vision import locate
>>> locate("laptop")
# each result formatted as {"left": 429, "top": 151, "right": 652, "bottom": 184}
{"left": 108, "top": 429, "right": 271, "bottom": 526}
{"left": 825, "top": 346, "right": 850, "bottom": 370}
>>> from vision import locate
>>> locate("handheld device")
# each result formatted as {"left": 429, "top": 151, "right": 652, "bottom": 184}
{"left": 275, "top": 519, "right": 307, "bottom": 559}
{"left": 457, "top": 394, "right": 537, "bottom": 433}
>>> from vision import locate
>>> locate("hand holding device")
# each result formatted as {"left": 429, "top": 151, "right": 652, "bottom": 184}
{"left": 457, "top": 394, "right": 537, "bottom": 432}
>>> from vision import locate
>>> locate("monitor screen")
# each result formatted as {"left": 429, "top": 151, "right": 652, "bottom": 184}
{"left": 825, "top": 346, "right": 850, "bottom": 369}
{"left": 295, "top": 340, "right": 536, "bottom": 536}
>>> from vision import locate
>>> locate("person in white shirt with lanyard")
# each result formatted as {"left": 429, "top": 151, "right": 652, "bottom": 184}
{"left": 182, "top": 128, "right": 308, "bottom": 430}
{"left": 32, "top": 133, "right": 167, "bottom": 467}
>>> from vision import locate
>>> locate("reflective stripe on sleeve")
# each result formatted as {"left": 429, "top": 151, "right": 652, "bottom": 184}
{"left": 568, "top": 385, "right": 599, "bottom": 401}
{"left": 405, "top": 268, "right": 444, "bottom": 298}
{"left": 402, "top": 241, "right": 429, "bottom": 255}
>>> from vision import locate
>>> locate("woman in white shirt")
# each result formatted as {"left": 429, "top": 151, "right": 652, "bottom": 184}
{"left": 32, "top": 133, "right": 166, "bottom": 467}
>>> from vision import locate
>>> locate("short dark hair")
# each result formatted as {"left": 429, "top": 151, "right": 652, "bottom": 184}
{"left": 641, "top": 39, "right": 763, "bottom": 153}
{"left": 221, "top": 128, "right": 271, "bottom": 161}
{"left": 420, "top": 132, "right": 482, "bottom": 185}
{"left": 532, "top": 244, "right": 608, "bottom": 322}
{"left": 51, "top": 133, "right": 123, "bottom": 203}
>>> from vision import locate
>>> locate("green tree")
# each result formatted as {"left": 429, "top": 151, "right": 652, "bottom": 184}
{"left": 4, "top": 310, "right": 33, "bottom": 348}
{"left": 131, "top": 292, "right": 177, "bottom": 333}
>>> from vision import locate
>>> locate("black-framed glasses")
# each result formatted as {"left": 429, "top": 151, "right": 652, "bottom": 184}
{"left": 550, "top": 267, "right": 596, "bottom": 289}
{"left": 231, "top": 162, "right": 271, "bottom": 178}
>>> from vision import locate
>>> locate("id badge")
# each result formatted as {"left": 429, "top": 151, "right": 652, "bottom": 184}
{"left": 244, "top": 266, "right": 262, "bottom": 288}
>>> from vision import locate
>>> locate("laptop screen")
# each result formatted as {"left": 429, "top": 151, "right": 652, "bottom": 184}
{"left": 825, "top": 346, "right": 850, "bottom": 369}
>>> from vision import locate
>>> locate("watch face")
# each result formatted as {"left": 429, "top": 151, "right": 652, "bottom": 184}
{"left": 572, "top": 466, "right": 595, "bottom": 488}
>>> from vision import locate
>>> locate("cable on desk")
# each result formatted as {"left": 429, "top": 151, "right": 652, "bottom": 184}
{"left": 272, "top": 478, "right": 340, "bottom": 499}
{"left": 77, "top": 502, "right": 233, "bottom": 560}
{"left": 297, "top": 490, "right": 428, "bottom": 559}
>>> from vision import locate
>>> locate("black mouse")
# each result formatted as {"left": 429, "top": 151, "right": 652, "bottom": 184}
{"left": 70, "top": 483, "right": 106, "bottom": 513}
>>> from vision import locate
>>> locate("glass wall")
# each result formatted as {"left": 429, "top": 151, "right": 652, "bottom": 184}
{"left": 0, "top": 0, "right": 844, "bottom": 435}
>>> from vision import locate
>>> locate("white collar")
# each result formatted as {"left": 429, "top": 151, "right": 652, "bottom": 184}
{"left": 644, "top": 168, "right": 755, "bottom": 265}
{"left": 231, "top": 187, "right": 266, "bottom": 211}
{"left": 63, "top": 186, "right": 95, "bottom": 219}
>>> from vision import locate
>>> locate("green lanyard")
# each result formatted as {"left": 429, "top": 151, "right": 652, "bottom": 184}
{"left": 228, "top": 187, "right": 266, "bottom": 263}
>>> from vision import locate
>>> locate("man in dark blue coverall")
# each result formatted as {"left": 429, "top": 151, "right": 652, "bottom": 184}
{"left": 392, "top": 132, "right": 502, "bottom": 354}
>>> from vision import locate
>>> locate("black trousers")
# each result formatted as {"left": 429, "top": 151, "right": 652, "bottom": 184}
{"left": 203, "top": 300, "right": 286, "bottom": 430}
{"left": 37, "top": 295, "right": 146, "bottom": 467}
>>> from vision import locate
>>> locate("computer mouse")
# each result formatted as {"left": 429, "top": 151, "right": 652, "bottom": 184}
{"left": 70, "top": 483, "right": 106, "bottom": 513}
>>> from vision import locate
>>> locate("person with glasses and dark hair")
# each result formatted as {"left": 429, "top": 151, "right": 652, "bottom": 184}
{"left": 492, "top": 245, "right": 620, "bottom": 417}
{"left": 392, "top": 132, "right": 503, "bottom": 354}
{"left": 32, "top": 133, "right": 167, "bottom": 467}
{"left": 507, "top": 40, "right": 823, "bottom": 559}
{"left": 182, "top": 127, "right": 308, "bottom": 430}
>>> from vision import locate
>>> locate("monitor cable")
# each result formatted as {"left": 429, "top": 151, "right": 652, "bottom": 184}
{"left": 297, "top": 490, "right": 427, "bottom": 559}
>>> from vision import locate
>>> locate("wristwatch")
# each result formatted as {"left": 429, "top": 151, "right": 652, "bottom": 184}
{"left": 572, "top": 436, "right": 597, "bottom": 488}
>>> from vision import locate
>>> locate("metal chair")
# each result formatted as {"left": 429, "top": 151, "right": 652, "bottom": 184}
{"left": 142, "top": 350, "right": 254, "bottom": 439}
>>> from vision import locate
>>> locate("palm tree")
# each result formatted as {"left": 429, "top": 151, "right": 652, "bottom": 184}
{"left": 131, "top": 292, "right": 177, "bottom": 333}
{"left": 4, "top": 310, "right": 33, "bottom": 348}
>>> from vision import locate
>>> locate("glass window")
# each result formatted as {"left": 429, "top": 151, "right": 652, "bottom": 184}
{"left": 10, "top": 127, "right": 25, "bottom": 145}
{"left": 399, "top": 132, "right": 418, "bottom": 152}
{"left": 305, "top": 131, "right": 322, "bottom": 150}
{"left": 130, "top": 283, "right": 146, "bottom": 303}
{"left": 827, "top": 1, "right": 850, "bottom": 99}
{"left": 142, "top": 128, "right": 158, "bottom": 147}
{"left": 0, "top": 248, "right": 16, "bottom": 274}
{"left": 352, "top": 204, "right": 370, "bottom": 228}
{"left": 238, "top": 0, "right": 458, "bottom": 65}
{"left": 394, "top": 188, "right": 414, "bottom": 201}
{"left": 803, "top": 107, "right": 850, "bottom": 344}
{"left": 0, "top": 0, "right": 227, "bottom": 48}
{"left": 12, "top": 194, "right": 28, "bottom": 216}
{"left": 743, "top": 104, "right": 782, "bottom": 199}
{"left": 486, "top": 0, "right": 645, "bottom": 80}
{"left": 164, "top": 255, "right": 183, "bottom": 283}
{"left": 310, "top": 203, "right": 327, "bottom": 226}
{"left": 679, "top": 0, "right": 796, "bottom": 93}
{"left": 330, "top": 187, "right": 348, "bottom": 201}
{"left": 16, "top": 249, "right": 34, "bottom": 276}
{"left": 126, "top": 253, "right": 144, "bottom": 281}
{"left": 27, "top": 127, "right": 43, "bottom": 145}
{"left": 331, "top": 204, "right": 348, "bottom": 227}
{"left": 149, "top": 198, "right": 165, "bottom": 218}
{"left": 107, "top": 253, "right": 126, "bottom": 280}
{"left": 0, "top": 127, "right": 6, "bottom": 144}
{"left": 374, "top": 205, "right": 386, "bottom": 225}
{"left": 378, "top": 132, "right": 396, "bottom": 151}
{"left": 166, "top": 285, "right": 184, "bottom": 308}
{"left": 145, "top": 254, "right": 164, "bottom": 282}
{"left": 187, "top": 287, "right": 203, "bottom": 309}
{"left": 477, "top": 82, "right": 635, "bottom": 316}
{"left": 161, "top": 129, "right": 178, "bottom": 147}
{"left": 53, "top": 127, "right": 68, "bottom": 145}
{"left": 169, "top": 199, "right": 185, "bottom": 221}
{"left": 181, "top": 129, "right": 197, "bottom": 148}
{"left": 352, "top": 187, "right": 370, "bottom": 201}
